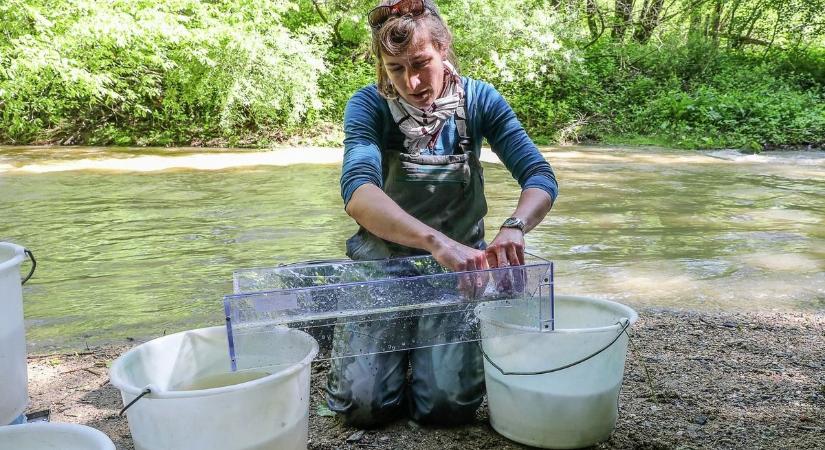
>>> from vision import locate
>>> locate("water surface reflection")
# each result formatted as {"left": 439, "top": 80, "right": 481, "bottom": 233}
{"left": 1, "top": 146, "right": 822, "bottom": 351}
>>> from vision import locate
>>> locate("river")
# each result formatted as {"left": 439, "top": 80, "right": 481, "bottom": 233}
{"left": 1, "top": 145, "right": 823, "bottom": 351}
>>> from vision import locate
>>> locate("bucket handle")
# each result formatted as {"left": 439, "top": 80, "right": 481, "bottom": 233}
{"left": 479, "top": 319, "right": 631, "bottom": 376}
{"left": 119, "top": 386, "right": 153, "bottom": 416}
{"left": 22, "top": 249, "right": 36, "bottom": 285}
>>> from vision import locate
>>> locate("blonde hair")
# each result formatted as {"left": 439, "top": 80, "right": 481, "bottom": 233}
{"left": 371, "top": 5, "right": 458, "bottom": 98}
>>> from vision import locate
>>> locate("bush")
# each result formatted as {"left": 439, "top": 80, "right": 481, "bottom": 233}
{"left": 0, "top": 0, "right": 326, "bottom": 145}
{"left": 1, "top": 0, "right": 823, "bottom": 149}
{"left": 609, "top": 51, "right": 825, "bottom": 148}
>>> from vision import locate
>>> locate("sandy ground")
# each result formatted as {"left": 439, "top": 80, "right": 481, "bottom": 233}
{"left": 25, "top": 308, "right": 825, "bottom": 449}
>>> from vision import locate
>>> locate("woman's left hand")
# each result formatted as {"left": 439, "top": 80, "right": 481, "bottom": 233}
{"left": 486, "top": 227, "right": 526, "bottom": 268}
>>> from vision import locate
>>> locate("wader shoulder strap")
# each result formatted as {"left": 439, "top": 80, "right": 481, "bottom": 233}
{"left": 455, "top": 96, "right": 471, "bottom": 155}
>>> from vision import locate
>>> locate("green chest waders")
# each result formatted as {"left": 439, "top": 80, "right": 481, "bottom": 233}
{"left": 327, "top": 98, "right": 487, "bottom": 427}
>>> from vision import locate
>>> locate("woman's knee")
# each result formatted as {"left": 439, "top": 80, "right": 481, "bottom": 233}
{"left": 326, "top": 351, "right": 409, "bottom": 428}
{"left": 410, "top": 395, "right": 482, "bottom": 425}
{"left": 336, "top": 399, "right": 405, "bottom": 429}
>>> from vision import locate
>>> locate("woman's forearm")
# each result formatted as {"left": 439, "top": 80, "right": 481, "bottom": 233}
{"left": 511, "top": 187, "right": 554, "bottom": 233}
{"left": 346, "top": 183, "right": 489, "bottom": 273}
{"left": 345, "top": 183, "right": 447, "bottom": 253}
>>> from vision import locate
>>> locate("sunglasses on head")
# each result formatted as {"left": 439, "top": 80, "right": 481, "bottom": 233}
{"left": 368, "top": 0, "right": 432, "bottom": 30}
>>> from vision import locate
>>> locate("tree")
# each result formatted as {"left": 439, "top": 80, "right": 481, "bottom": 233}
{"left": 612, "top": 0, "right": 635, "bottom": 41}
{"left": 633, "top": 0, "right": 665, "bottom": 43}
{"left": 586, "top": 0, "right": 602, "bottom": 39}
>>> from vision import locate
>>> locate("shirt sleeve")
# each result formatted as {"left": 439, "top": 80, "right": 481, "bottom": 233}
{"left": 474, "top": 81, "right": 559, "bottom": 202}
{"left": 340, "top": 87, "right": 385, "bottom": 207}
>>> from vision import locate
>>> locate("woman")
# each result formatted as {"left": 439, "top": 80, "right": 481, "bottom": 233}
{"left": 328, "top": 0, "right": 558, "bottom": 428}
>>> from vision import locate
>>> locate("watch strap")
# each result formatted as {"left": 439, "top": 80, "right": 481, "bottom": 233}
{"left": 501, "top": 217, "right": 526, "bottom": 232}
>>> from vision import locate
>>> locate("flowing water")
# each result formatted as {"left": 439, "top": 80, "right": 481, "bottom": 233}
{"left": 1, "top": 145, "right": 823, "bottom": 351}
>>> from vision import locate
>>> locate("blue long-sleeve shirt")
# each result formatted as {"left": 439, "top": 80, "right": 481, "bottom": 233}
{"left": 340, "top": 77, "right": 558, "bottom": 206}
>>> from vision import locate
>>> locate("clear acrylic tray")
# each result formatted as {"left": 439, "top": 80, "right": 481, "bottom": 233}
{"left": 224, "top": 254, "right": 554, "bottom": 371}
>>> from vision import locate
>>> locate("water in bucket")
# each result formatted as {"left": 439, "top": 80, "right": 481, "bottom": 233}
{"left": 171, "top": 371, "right": 270, "bottom": 391}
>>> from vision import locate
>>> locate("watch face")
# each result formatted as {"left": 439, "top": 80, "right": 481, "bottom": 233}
{"left": 502, "top": 217, "right": 525, "bottom": 230}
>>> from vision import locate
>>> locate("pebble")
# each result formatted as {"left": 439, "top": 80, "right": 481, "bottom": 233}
{"left": 686, "top": 424, "right": 701, "bottom": 438}
{"left": 346, "top": 430, "right": 365, "bottom": 443}
{"left": 694, "top": 414, "right": 709, "bottom": 425}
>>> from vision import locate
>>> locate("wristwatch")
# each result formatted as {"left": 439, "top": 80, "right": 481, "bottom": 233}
{"left": 500, "top": 217, "right": 526, "bottom": 232}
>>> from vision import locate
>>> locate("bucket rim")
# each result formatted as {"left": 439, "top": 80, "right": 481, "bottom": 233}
{"left": 0, "top": 422, "right": 116, "bottom": 449}
{"left": 476, "top": 295, "right": 639, "bottom": 334}
{"left": 109, "top": 326, "right": 319, "bottom": 399}
{"left": 0, "top": 242, "right": 25, "bottom": 273}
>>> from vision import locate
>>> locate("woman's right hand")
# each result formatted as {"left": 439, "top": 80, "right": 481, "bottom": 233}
{"left": 430, "top": 238, "right": 487, "bottom": 272}
{"left": 429, "top": 237, "right": 489, "bottom": 298}
{"left": 345, "top": 186, "right": 490, "bottom": 296}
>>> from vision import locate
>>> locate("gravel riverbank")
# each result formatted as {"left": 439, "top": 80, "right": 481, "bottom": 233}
{"left": 25, "top": 308, "right": 825, "bottom": 449}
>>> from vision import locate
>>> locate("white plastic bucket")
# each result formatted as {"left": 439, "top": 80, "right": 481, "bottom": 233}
{"left": 109, "top": 326, "right": 318, "bottom": 450}
{"left": 476, "top": 295, "right": 638, "bottom": 449}
{"left": 0, "top": 422, "right": 115, "bottom": 449}
{"left": 0, "top": 242, "right": 29, "bottom": 426}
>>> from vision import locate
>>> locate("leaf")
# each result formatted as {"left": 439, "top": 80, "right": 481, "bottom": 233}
{"left": 315, "top": 403, "right": 336, "bottom": 417}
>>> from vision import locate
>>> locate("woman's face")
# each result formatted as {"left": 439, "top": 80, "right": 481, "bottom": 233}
{"left": 381, "top": 28, "right": 447, "bottom": 109}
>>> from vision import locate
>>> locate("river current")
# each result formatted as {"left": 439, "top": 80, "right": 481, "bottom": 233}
{"left": 1, "top": 145, "right": 822, "bottom": 350}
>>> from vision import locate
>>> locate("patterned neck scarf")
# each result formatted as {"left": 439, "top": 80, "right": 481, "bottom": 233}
{"left": 387, "top": 60, "right": 463, "bottom": 155}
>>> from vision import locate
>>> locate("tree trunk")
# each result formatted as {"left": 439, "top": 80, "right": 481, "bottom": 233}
{"left": 586, "top": 0, "right": 601, "bottom": 39}
{"left": 633, "top": 0, "right": 665, "bottom": 43}
{"left": 762, "top": 10, "right": 782, "bottom": 55}
{"left": 612, "top": 0, "right": 635, "bottom": 42}
{"left": 688, "top": 4, "right": 703, "bottom": 41}
{"left": 723, "top": 0, "right": 742, "bottom": 37}
{"left": 740, "top": 10, "right": 764, "bottom": 47}
{"left": 727, "top": 0, "right": 764, "bottom": 49}
{"left": 709, "top": 0, "right": 724, "bottom": 46}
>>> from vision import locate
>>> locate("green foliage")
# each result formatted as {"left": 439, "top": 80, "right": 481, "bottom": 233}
{"left": 588, "top": 42, "right": 825, "bottom": 149}
{"left": 0, "top": 0, "right": 325, "bottom": 145}
{"left": 317, "top": 49, "right": 374, "bottom": 122}
{"left": 444, "top": 0, "right": 589, "bottom": 142}
{"left": 1, "top": 0, "right": 823, "bottom": 149}
{"left": 645, "top": 67, "right": 824, "bottom": 149}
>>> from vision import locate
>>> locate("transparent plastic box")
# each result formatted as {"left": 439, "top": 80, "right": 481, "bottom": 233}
{"left": 224, "top": 254, "right": 554, "bottom": 371}
{"left": 233, "top": 255, "right": 442, "bottom": 294}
